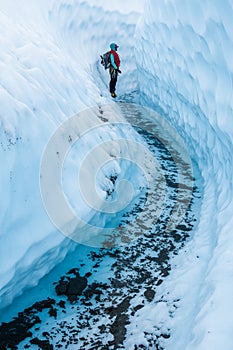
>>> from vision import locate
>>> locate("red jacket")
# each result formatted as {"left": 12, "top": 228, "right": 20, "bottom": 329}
{"left": 110, "top": 50, "right": 120, "bottom": 67}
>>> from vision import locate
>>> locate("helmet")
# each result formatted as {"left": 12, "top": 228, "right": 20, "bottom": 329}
{"left": 110, "top": 43, "right": 119, "bottom": 51}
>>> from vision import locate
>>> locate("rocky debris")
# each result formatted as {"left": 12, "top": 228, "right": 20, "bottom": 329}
{"left": 30, "top": 337, "right": 53, "bottom": 350}
{"left": 0, "top": 298, "right": 55, "bottom": 350}
{"left": 83, "top": 281, "right": 108, "bottom": 302}
{"left": 55, "top": 271, "right": 88, "bottom": 302}
{"left": 107, "top": 297, "right": 131, "bottom": 347}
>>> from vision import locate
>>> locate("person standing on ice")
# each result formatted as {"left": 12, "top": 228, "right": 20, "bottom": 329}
{"left": 109, "top": 43, "right": 121, "bottom": 98}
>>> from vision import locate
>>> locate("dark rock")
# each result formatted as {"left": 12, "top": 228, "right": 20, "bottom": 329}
{"left": 156, "top": 279, "right": 163, "bottom": 286}
{"left": 107, "top": 297, "right": 131, "bottom": 346}
{"left": 67, "top": 268, "right": 80, "bottom": 276}
{"left": 110, "top": 278, "right": 125, "bottom": 288}
{"left": 144, "top": 288, "right": 155, "bottom": 302}
{"left": 42, "top": 332, "right": 50, "bottom": 338}
{"left": 48, "top": 306, "right": 57, "bottom": 318}
{"left": 98, "top": 324, "right": 107, "bottom": 333}
{"left": 33, "top": 298, "right": 55, "bottom": 312}
{"left": 131, "top": 304, "right": 144, "bottom": 316}
{"left": 30, "top": 337, "right": 53, "bottom": 350}
{"left": 67, "top": 276, "right": 87, "bottom": 296}
{"left": 85, "top": 272, "right": 92, "bottom": 278}
{"left": 55, "top": 274, "right": 87, "bottom": 302}
{"left": 57, "top": 300, "right": 66, "bottom": 308}
{"left": 55, "top": 280, "right": 69, "bottom": 295}
{"left": 161, "top": 333, "right": 170, "bottom": 339}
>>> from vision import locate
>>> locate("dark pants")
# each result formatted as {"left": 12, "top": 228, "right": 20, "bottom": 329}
{"left": 109, "top": 67, "right": 118, "bottom": 93}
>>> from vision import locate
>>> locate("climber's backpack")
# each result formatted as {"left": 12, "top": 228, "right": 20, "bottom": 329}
{"left": 100, "top": 51, "right": 111, "bottom": 69}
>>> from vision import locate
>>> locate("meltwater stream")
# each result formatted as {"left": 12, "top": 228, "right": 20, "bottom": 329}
{"left": 0, "top": 100, "right": 202, "bottom": 350}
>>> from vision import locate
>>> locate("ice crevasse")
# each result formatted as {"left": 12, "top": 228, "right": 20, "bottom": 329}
{"left": 0, "top": 0, "right": 233, "bottom": 349}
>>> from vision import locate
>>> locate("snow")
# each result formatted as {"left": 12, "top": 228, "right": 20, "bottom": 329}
{"left": 0, "top": 0, "right": 233, "bottom": 349}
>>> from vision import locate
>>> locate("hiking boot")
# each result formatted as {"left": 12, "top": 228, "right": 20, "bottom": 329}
{"left": 111, "top": 92, "right": 117, "bottom": 98}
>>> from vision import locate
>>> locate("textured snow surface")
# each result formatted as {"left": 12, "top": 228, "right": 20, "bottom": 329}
{"left": 136, "top": 1, "right": 233, "bottom": 349}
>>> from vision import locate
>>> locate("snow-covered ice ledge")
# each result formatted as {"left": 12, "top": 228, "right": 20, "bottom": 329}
{"left": 135, "top": 1, "right": 233, "bottom": 349}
